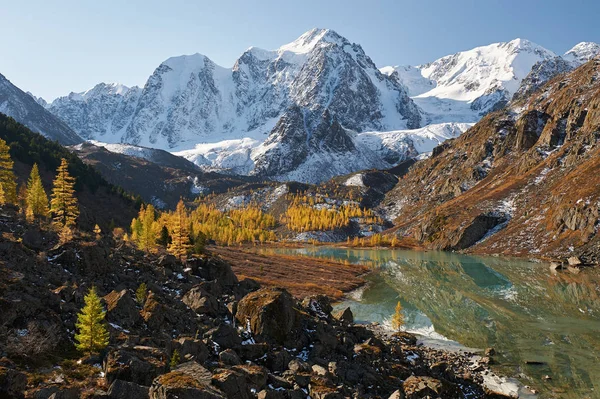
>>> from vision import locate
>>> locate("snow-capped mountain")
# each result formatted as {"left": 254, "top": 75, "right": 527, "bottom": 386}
{"left": 382, "top": 39, "right": 557, "bottom": 124}
{"left": 514, "top": 42, "right": 600, "bottom": 101}
{"left": 563, "top": 42, "right": 600, "bottom": 65}
{"left": 0, "top": 73, "right": 82, "bottom": 145}
{"left": 174, "top": 121, "right": 470, "bottom": 183}
{"left": 42, "top": 31, "right": 600, "bottom": 183}
{"left": 49, "top": 83, "right": 141, "bottom": 141}
{"left": 48, "top": 29, "right": 420, "bottom": 150}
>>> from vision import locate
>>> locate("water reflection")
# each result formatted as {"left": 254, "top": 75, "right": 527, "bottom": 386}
{"left": 260, "top": 247, "right": 600, "bottom": 398}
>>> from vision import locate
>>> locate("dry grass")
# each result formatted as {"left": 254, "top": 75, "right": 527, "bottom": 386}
{"left": 212, "top": 246, "right": 368, "bottom": 299}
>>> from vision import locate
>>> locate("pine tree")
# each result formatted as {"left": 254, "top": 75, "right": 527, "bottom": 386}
{"left": 50, "top": 158, "right": 79, "bottom": 228}
{"left": 75, "top": 287, "right": 110, "bottom": 355}
{"left": 170, "top": 349, "right": 180, "bottom": 369}
{"left": 135, "top": 282, "right": 147, "bottom": 305}
{"left": 138, "top": 204, "right": 156, "bottom": 251}
{"left": 167, "top": 199, "right": 192, "bottom": 260}
{"left": 0, "top": 138, "right": 17, "bottom": 205}
{"left": 26, "top": 163, "right": 49, "bottom": 220}
{"left": 391, "top": 301, "right": 405, "bottom": 331}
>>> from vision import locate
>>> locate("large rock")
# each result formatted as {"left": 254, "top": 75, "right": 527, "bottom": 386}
{"left": 332, "top": 307, "right": 353, "bottom": 325}
{"left": 302, "top": 295, "right": 333, "bottom": 319}
{"left": 0, "top": 367, "right": 27, "bottom": 398}
{"left": 141, "top": 292, "right": 167, "bottom": 331}
{"left": 104, "top": 346, "right": 168, "bottom": 386}
{"left": 235, "top": 288, "right": 298, "bottom": 344}
{"left": 182, "top": 286, "right": 222, "bottom": 316}
{"left": 188, "top": 258, "right": 238, "bottom": 288}
{"left": 211, "top": 369, "right": 252, "bottom": 399}
{"left": 104, "top": 290, "right": 142, "bottom": 328}
{"left": 403, "top": 376, "right": 456, "bottom": 399}
{"left": 206, "top": 324, "right": 242, "bottom": 349}
{"left": 149, "top": 362, "right": 224, "bottom": 399}
{"left": 173, "top": 338, "right": 209, "bottom": 363}
{"left": 107, "top": 379, "right": 149, "bottom": 399}
{"left": 231, "top": 364, "right": 268, "bottom": 391}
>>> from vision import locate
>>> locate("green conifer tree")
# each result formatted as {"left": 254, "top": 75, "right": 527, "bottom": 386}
{"left": 75, "top": 287, "right": 110, "bottom": 355}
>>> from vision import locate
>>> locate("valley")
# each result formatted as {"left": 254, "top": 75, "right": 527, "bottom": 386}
{"left": 0, "top": 20, "right": 599, "bottom": 399}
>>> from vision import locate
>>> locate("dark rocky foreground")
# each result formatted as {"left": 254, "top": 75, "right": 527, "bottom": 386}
{"left": 0, "top": 208, "right": 515, "bottom": 398}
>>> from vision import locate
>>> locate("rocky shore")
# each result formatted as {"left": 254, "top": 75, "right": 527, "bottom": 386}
{"left": 0, "top": 209, "right": 518, "bottom": 398}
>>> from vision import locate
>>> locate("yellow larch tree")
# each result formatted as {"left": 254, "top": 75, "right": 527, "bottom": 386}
{"left": 0, "top": 138, "right": 17, "bottom": 205}
{"left": 167, "top": 199, "right": 192, "bottom": 259}
{"left": 50, "top": 158, "right": 79, "bottom": 229}
{"left": 26, "top": 163, "right": 49, "bottom": 220}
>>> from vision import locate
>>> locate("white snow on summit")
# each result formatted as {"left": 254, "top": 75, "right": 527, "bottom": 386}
{"left": 383, "top": 39, "right": 556, "bottom": 124}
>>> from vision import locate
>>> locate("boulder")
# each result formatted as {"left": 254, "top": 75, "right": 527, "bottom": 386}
{"left": 211, "top": 369, "right": 252, "bottom": 399}
{"left": 47, "top": 388, "right": 80, "bottom": 399}
{"left": 308, "top": 376, "right": 343, "bottom": 399}
{"left": 182, "top": 286, "right": 221, "bottom": 316}
{"left": 188, "top": 258, "right": 238, "bottom": 288}
{"left": 237, "top": 343, "right": 269, "bottom": 361}
{"left": 80, "top": 242, "right": 112, "bottom": 275}
{"left": 403, "top": 376, "right": 455, "bottom": 399}
{"left": 107, "top": 379, "right": 149, "bottom": 399}
{"left": 236, "top": 288, "right": 297, "bottom": 344}
{"left": 568, "top": 256, "right": 582, "bottom": 266}
{"left": 302, "top": 295, "right": 333, "bottom": 319}
{"left": 175, "top": 338, "right": 209, "bottom": 363}
{"left": 104, "top": 346, "right": 168, "bottom": 386}
{"left": 332, "top": 307, "right": 353, "bottom": 325}
{"left": 104, "top": 290, "right": 142, "bottom": 328}
{"left": 33, "top": 387, "right": 60, "bottom": 399}
{"left": 0, "top": 367, "right": 27, "bottom": 398}
{"left": 22, "top": 228, "right": 46, "bottom": 250}
{"left": 149, "top": 361, "right": 223, "bottom": 399}
{"left": 206, "top": 324, "right": 242, "bottom": 349}
{"left": 288, "top": 359, "right": 311, "bottom": 373}
{"left": 266, "top": 351, "right": 293, "bottom": 373}
{"left": 141, "top": 292, "right": 167, "bottom": 331}
{"left": 232, "top": 364, "right": 268, "bottom": 391}
{"left": 219, "top": 349, "right": 242, "bottom": 366}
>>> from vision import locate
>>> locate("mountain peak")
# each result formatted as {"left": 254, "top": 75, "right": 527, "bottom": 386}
{"left": 278, "top": 28, "right": 346, "bottom": 54}
{"left": 564, "top": 41, "right": 600, "bottom": 65}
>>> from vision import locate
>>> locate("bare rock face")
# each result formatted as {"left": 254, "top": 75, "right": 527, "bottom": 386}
{"left": 235, "top": 288, "right": 298, "bottom": 345}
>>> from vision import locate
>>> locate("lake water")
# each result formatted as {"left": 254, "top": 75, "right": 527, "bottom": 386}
{"left": 260, "top": 246, "right": 600, "bottom": 398}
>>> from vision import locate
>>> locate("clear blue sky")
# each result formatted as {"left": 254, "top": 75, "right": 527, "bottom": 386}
{"left": 2, "top": 0, "right": 598, "bottom": 101}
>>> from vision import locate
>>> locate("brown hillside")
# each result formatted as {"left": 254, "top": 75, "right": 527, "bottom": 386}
{"left": 382, "top": 59, "right": 600, "bottom": 261}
